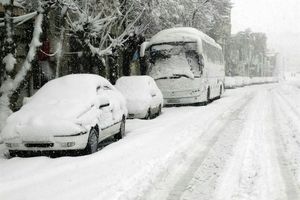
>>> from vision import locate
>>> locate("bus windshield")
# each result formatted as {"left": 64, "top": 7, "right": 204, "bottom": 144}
{"left": 149, "top": 42, "right": 203, "bottom": 80}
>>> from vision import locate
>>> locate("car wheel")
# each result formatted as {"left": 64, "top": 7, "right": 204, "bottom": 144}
{"left": 115, "top": 117, "right": 125, "bottom": 140}
{"left": 157, "top": 105, "right": 162, "bottom": 116}
{"left": 145, "top": 109, "right": 151, "bottom": 120}
{"left": 85, "top": 128, "right": 98, "bottom": 155}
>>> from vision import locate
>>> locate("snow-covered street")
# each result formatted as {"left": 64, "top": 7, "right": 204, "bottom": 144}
{"left": 1, "top": 81, "right": 300, "bottom": 200}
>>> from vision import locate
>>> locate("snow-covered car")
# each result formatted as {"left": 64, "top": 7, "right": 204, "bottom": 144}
{"left": 2, "top": 74, "right": 127, "bottom": 157}
{"left": 115, "top": 76, "right": 163, "bottom": 119}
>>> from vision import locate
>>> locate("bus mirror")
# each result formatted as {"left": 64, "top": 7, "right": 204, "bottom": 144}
{"left": 140, "top": 42, "right": 149, "bottom": 57}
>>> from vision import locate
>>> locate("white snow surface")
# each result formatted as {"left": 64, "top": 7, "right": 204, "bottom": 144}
{"left": 1, "top": 81, "right": 300, "bottom": 200}
{"left": 115, "top": 76, "right": 163, "bottom": 117}
{"left": 225, "top": 76, "right": 278, "bottom": 89}
{"left": 1, "top": 74, "right": 127, "bottom": 139}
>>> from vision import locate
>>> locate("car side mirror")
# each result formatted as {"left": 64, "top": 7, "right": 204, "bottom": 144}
{"left": 150, "top": 90, "right": 156, "bottom": 97}
{"left": 99, "top": 103, "right": 110, "bottom": 109}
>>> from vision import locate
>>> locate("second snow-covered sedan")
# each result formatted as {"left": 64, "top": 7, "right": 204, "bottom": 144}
{"left": 2, "top": 74, "right": 127, "bottom": 156}
{"left": 115, "top": 76, "right": 163, "bottom": 119}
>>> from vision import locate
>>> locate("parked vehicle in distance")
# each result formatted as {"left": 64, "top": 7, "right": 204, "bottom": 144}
{"left": 224, "top": 76, "right": 279, "bottom": 89}
{"left": 141, "top": 27, "right": 225, "bottom": 106}
{"left": 225, "top": 76, "right": 236, "bottom": 89}
{"left": 115, "top": 76, "right": 163, "bottom": 119}
{"left": 2, "top": 74, "right": 127, "bottom": 157}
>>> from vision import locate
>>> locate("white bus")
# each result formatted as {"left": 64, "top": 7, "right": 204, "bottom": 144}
{"left": 141, "top": 27, "right": 225, "bottom": 105}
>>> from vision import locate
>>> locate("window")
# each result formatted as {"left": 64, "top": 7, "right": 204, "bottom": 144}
{"left": 202, "top": 40, "right": 224, "bottom": 64}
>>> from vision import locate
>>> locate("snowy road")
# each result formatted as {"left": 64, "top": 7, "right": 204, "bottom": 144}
{"left": 1, "top": 82, "right": 300, "bottom": 200}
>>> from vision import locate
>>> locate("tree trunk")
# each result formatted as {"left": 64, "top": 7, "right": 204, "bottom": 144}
{"left": 3, "top": 0, "right": 16, "bottom": 81}
{"left": 0, "top": 9, "right": 45, "bottom": 132}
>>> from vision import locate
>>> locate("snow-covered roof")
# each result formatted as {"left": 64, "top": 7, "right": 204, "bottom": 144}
{"left": 116, "top": 76, "right": 153, "bottom": 89}
{"left": 148, "top": 27, "right": 221, "bottom": 49}
{"left": 30, "top": 74, "right": 111, "bottom": 104}
{"left": 115, "top": 76, "right": 154, "bottom": 101}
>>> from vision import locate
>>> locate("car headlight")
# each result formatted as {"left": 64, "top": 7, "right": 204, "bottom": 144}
{"left": 6, "top": 143, "right": 19, "bottom": 148}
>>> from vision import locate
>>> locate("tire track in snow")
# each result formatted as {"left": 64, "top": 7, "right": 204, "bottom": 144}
{"left": 211, "top": 87, "right": 288, "bottom": 200}
{"left": 270, "top": 95, "right": 300, "bottom": 200}
{"left": 163, "top": 89, "right": 257, "bottom": 200}
{"left": 271, "top": 86, "right": 300, "bottom": 198}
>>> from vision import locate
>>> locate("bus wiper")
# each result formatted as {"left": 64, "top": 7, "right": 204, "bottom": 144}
{"left": 155, "top": 76, "right": 169, "bottom": 80}
{"left": 155, "top": 74, "right": 191, "bottom": 80}
{"left": 172, "top": 74, "right": 191, "bottom": 79}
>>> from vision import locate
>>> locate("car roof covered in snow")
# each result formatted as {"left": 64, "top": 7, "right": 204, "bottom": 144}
{"left": 115, "top": 76, "right": 155, "bottom": 92}
{"left": 116, "top": 75, "right": 153, "bottom": 84}
{"left": 148, "top": 27, "right": 221, "bottom": 49}
{"left": 29, "top": 74, "right": 112, "bottom": 104}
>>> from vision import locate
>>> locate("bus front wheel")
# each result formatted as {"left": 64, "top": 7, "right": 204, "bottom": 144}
{"left": 203, "top": 88, "right": 210, "bottom": 105}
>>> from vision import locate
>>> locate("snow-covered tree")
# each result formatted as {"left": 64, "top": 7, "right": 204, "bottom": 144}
{"left": 0, "top": 0, "right": 56, "bottom": 133}
{"left": 65, "top": 0, "right": 140, "bottom": 72}
{"left": 124, "top": 0, "right": 231, "bottom": 40}
{"left": 225, "top": 29, "right": 268, "bottom": 76}
{"left": 0, "top": 0, "right": 233, "bottom": 135}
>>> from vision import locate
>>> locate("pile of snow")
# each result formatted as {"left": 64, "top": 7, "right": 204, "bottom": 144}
{"left": 2, "top": 74, "right": 127, "bottom": 140}
{"left": 115, "top": 76, "right": 163, "bottom": 117}
{"left": 225, "top": 76, "right": 278, "bottom": 89}
{"left": 283, "top": 72, "right": 300, "bottom": 81}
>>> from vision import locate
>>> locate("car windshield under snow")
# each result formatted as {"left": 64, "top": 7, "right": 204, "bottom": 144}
{"left": 149, "top": 42, "right": 202, "bottom": 80}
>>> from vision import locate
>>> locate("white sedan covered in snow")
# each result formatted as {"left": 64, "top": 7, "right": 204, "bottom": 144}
{"left": 115, "top": 76, "right": 163, "bottom": 119}
{"left": 2, "top": 74, "right": 127, "bottom": 156}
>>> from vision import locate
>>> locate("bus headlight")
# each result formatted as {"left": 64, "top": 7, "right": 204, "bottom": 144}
{"left": 6, "top": 143, "right": 19, "bottom": 148}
